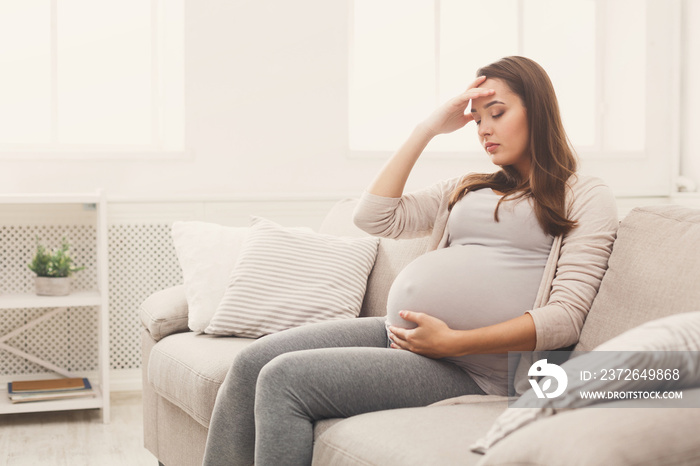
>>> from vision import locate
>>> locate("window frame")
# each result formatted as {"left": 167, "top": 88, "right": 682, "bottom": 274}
{"left": 0, "top": 0, "right": 186, "bottom": 161}
{"left": 347, "top": 0, "right": 682, "bottom": 196}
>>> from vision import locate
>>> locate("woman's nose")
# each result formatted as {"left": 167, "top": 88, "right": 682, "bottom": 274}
{"left": 478, "top": 121, "right": 492, "bottom": 138}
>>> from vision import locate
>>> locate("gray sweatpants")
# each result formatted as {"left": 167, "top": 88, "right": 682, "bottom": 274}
{"left": 202, "top": 316, "right": 485, "bottom": 466}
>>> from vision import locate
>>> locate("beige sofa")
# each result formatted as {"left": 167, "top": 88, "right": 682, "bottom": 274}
{"left": 140, "top": 200, "right": 700, "bottom": 466}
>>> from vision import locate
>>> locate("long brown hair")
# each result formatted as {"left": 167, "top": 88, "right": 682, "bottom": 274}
{"left": 449, "top": 56, "right": 578, "bottom": 237}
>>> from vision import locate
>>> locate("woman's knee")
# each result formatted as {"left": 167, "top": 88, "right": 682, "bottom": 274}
{"left": 257, "top": 352, "right": 301, "bottom": 389}
{"left": 255, "top": 352, "right": 312, "bottom": 406}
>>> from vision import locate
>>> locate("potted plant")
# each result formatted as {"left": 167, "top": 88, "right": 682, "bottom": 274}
{"left": 28, "top": 237, "right": 85, "bottom": 296}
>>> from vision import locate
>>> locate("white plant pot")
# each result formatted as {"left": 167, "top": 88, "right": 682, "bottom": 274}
{"left": 35, "top": 277, "right": 71, "bottom": 296}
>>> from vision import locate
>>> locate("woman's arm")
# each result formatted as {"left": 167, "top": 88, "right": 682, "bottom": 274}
{"left": 388, "top": 311, "right": 536, "bottom": 359}
{"left": 527, "top": 178, "right": 619, "bottom": 350}
{"left": 353, "top": 77, "right": 495, "bottom": 239}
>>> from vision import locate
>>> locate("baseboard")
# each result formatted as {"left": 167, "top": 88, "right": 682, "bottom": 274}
{"left": 110, "top": 369, "right": 142, "bottom": 392}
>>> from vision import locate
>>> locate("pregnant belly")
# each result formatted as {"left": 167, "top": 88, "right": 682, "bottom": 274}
{"left": 386, "top": 246, "right": 544, "bottom": 330}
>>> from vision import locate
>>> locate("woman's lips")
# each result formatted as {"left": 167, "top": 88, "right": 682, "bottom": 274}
{"left": 485, "top": 143, "right": 499, "bottom": 153}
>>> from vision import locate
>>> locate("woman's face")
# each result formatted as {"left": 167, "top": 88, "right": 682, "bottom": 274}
{"left": 470, "top": 78, "right": 530, "bottom": 177}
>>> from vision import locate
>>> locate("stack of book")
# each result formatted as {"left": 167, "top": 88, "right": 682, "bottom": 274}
{"left": 7, "top": 377, "right": 95, "bottom": 403}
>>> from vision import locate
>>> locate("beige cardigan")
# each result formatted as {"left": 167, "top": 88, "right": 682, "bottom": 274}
{"left": 353, "top": 174, "right": 619, "bottom": 392}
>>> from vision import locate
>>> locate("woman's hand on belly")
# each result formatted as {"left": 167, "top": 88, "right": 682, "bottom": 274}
{"left": 388, "top": 311, "right": 464, "bottom": 359}
{"left": 388, "top": 311, "right": 539, "bottom": 358}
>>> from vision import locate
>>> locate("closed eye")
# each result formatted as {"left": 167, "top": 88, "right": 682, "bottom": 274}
{"left": 475, "top": 112, "right": 503, "bottom": 126}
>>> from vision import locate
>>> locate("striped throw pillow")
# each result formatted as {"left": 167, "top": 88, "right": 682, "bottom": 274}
{"left": 205, "top": 216, "right": 379, "bottom": 337}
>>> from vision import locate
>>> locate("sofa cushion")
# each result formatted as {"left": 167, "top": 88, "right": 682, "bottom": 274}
{"left": 206, "top": 216, "right": 379, "bottom": 337}
{"left": 575, "top": 205, "right": 700, "bottom": 351}
{"left": 171, "top": 221, "right": 250, "bottom": 333}
{"left": 148, "top": 332, "right": 256, "bottom": 427}
{"left": 479, "top": 388, "right": 700, "bottom": 465}
{"left": 139, "top": 285, "right": 190, "bottom": 341}
{"left": 312, "top": 401, "right": 507, "bottom": 466}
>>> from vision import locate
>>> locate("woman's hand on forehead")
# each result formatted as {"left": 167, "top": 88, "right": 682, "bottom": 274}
{"left": 420, "top": 76, "right": 495, "bottom": 137}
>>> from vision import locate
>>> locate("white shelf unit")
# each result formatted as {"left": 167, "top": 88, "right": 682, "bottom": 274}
{"left": 0, "top": 192, "right": 110, "bottom": 423}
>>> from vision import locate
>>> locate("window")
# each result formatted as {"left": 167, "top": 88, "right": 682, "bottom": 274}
{"left": 0, "top": 0, "right": 184, "bottom": 157}
{"left": 350, "top": 0, "right": 680, "bottom": 195}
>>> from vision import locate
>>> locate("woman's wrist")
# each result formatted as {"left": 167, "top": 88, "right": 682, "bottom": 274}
{"left": 449, "top": 315, "right": 538, "bottom": 357}
{"left": 446, "top": 329, "right": 474, "bottom": 357}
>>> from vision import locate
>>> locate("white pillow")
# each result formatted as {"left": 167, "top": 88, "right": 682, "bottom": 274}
{"left": 471, "top": 311, "right": 700, "bottom": 454}
{"left": 171, "top": 221, "right": 249, "bottom": 332}
{"left": 205, "top": 216, "right": 379, "bottom": 338}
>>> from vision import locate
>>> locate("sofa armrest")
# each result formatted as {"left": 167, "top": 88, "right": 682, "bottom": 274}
{"left": 140, "top": 285, "right": 190, "bottom": 341}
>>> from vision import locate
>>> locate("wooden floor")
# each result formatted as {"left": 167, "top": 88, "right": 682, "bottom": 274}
{"left": 0, "top": 391, "right": 156, "bottom": 466}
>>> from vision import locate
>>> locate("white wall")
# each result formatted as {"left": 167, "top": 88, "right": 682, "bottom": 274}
{"left": 0, "top": 0, "right": 697, "bottom": 201}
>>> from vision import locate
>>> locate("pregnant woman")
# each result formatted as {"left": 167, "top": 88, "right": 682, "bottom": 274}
{"left": 203, "top": 56, "right": 619, "bottom": 466}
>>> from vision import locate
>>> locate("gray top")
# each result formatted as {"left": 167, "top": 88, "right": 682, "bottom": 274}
{"left": 354, "top": 174, "right": 619, "bottom": 394}
{"left": 386, "top": 189, "right": 554, "bottom": 395}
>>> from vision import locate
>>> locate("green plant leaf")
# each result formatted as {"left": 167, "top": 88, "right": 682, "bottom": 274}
{"left": 28, "top": 237, "right": 84, "bottom": 278}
